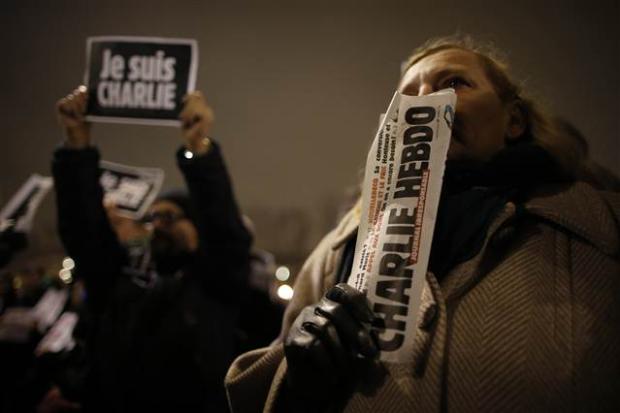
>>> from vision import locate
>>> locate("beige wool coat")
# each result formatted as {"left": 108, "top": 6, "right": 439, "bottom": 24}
{"left": 226, "top": 182, "right": 620, "bottom": 413}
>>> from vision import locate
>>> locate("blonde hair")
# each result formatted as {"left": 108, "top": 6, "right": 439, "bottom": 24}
{"left": 403, "top": 35, "right": 582, "bottom": 178}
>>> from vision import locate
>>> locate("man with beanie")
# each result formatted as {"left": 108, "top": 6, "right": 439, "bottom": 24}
{"left": 49, "top": 87, "right": 251, "bottom": 412}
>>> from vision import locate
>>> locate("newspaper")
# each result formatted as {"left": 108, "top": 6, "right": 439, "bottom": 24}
{"left": 347, "top": 89, "right": 456, "bottom": 363}
{"left": 99, "top": 160, "right": 164, "bottom": 219}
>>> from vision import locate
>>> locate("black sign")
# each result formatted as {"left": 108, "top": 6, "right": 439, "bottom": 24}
{"left": 99, "top": 160, "right": 164, "bottom": 219}
{"left": 84, "top": 36, "right": 198, "bottom": 126}
{"left": 0, "top": 175, "right": 53, "bottom": 233}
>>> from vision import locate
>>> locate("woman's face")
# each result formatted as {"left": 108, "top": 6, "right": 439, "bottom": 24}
{"left": 398, "top": 48, "right": 519, "bottom": 162}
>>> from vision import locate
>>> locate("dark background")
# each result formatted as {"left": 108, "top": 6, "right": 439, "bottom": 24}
{"left": 1, "top": 0, "right": 618, "bottom": 274}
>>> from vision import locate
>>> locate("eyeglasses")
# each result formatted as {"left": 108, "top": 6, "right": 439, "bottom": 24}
{"left": 140, "top": 210, "right": 184, "bottom": 225}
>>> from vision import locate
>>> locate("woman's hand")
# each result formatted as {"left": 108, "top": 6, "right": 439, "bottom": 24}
{"left": 284, "top": 283, "right": 378, "bottom": 403}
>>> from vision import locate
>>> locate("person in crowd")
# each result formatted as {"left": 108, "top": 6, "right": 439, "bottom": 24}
{"left": 52, "top": 87, "right": 252, "bottom": 412}
{"left": 0, "top": 222, "right": 28, "bottom": 270}
{"left": 225, "top": 35, "right": 620, "bottom": 412}
{"left": 236, "top": 245, "right": 285, "bottom": 354}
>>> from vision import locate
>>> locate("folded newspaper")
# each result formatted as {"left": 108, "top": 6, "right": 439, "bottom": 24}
{"left": 347, "top": 89, "right": 456, "bottom": 363}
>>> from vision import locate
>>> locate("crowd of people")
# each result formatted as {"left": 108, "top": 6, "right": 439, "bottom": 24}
{"left": 1, "top": 35, "right": 618, "bottom": 412}
{"left": 1, "top": 89, "right": 283, "bottom": 412}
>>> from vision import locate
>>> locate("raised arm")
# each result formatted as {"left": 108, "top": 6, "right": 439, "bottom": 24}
{"left": 176, "top": 92, "right": 252, "bottom": 299}
{"left": 52, "top": 86, "right": 125, "bottom": 313}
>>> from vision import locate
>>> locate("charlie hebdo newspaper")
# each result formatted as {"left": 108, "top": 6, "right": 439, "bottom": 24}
{"left": 347, "top": 89, "right": 456, "bottom": 363}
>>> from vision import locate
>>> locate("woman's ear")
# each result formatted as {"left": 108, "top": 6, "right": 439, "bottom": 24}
{"left": 505, "top": 101, "right": 527, "bottom": 142}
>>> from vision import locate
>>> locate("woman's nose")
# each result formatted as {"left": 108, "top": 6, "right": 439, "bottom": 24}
{"left": 418, "top": 83, "right": 434, "bottom": 96}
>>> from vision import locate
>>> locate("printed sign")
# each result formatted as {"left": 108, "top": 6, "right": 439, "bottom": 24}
{"left": 0, "top": 174, "right": 53, "bottom": 234}
{"left": 99, "top": 160, "right": 164, "bottom": 219}
{"left": 35, "top": 312, "right": 79, "bottom": 356}
{"left": 84, "top": 36, "right": 198, "bottom": 126}
{"left": 348, "top": 89, "right": 456, "bottom": 363}
{"left": 31, "top": 288, "right": 69, "bottom": 333}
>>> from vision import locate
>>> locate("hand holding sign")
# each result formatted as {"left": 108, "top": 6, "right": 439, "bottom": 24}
{"left": 56, "top": 86, "right": 91, "bottom": 149}
{"left": 284, "top": 283, "right": 378, "bottom": 404}
{"left": 180, "top": 91, "right": 214, "bottom": 155}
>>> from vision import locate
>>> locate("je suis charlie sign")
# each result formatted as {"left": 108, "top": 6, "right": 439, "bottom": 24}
{"left": 84, "top": 36, "right": 198, "bottom": 126}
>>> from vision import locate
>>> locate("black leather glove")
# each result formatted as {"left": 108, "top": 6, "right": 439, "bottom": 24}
{"left": 283, "top": 283, "right": 378, "bottom": 406}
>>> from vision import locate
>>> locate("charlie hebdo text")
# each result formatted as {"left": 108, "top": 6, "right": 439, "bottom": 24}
{"left": 349, "top": 90, "right": 455, "bottom": 363}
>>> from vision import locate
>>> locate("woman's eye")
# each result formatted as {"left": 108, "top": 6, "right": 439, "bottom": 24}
{"left": 445, "top": 77, "right": 469, "bottom": 89}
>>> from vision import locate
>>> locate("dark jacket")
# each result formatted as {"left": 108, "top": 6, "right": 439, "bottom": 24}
{"left": 52, "top": 142, "right": 251, "bottom": 412}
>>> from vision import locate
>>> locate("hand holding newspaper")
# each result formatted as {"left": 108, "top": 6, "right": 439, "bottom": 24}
{"left": 348, "top": 89, "right": 456, "bottom": 363}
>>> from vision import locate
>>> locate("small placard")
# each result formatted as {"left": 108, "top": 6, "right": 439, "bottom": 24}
{"left": 35, "top": 312, "right": 79, "bottom": 356}
{"left": 99, "top": 160, "right": 164, "bottom": 219}
{"left": 84, "top": 36, "right": 198, "bottom": 126}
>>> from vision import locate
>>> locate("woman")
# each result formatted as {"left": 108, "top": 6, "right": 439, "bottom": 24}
{"left": 226, "top": 36, "right": 620, "bottom": 413}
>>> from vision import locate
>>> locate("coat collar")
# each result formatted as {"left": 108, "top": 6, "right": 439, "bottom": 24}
{"left": 438, "top": 181, "right": 619, "bottom": 302}
{"left": 524, "top": 182, "right": 619, "bottom": 256}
